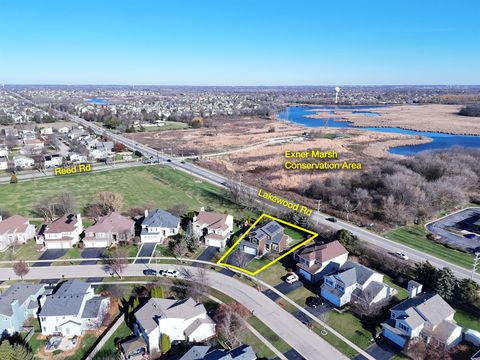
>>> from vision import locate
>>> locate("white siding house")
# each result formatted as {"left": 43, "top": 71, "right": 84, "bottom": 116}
{"left": 140, "top": 209, "right": 180, "bottom": 243}
{"left": 192, "top": 208, "right": 233, "bottom": 248}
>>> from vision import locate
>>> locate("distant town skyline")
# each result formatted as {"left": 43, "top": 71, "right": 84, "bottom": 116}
{"left": 1, "top": 0, "right": 479, "bottom": 85}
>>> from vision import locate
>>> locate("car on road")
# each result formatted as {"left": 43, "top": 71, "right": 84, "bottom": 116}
{"left": 180, "top": 160, "right": 186, "bottom": 164}
{"left": 394, "top": 251, "right": 409, "bottom": 260}
{"left": 166, "top": 159, "right": 172, "bottom": 162}
{"left": 160, "top": 269, "right": 179, "bottom": 277}
{"left": 143, "top": 269, "right": 157, "bottom": 276}
{"left": 464, "top": 233, "right": 478, "bottom": 239}
{"left": 306, "top": 296, "right": 323, "bottom": 308}
{"left": 285, "top": 273, "right": 299, "bottom": 284}
{"left": 326, "top": 217, "right": 337, "bottom": 223}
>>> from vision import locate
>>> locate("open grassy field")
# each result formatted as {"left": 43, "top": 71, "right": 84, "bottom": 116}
{"left": 384, "top": 225, "right": 475, "bottom": 271}
{"left": 0, "top": 166, "right": 243, "bottom": 217}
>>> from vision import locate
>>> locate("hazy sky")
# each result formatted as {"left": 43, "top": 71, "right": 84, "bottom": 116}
{"left": 1, "top": 0, "right": 479, "bottom": 85}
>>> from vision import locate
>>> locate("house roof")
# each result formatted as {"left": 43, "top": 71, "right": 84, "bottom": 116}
{"left": 41, "top": 214, "right": 79, "bottom": 234}
{"left": 184, "top": 317, "right": 215, "bottom": 337}
{"left": 415, "top": 294, "right": 455, "bottom": 326}
{"left": 195, "top": 211, "right": 230, "bottom": 230}
{"left": 249, "top": 220, "right": 284, "bottom": 244}
{"left": 179, "top": 344, "right": 256, "bottom": 360}
{"left": 295, "top": 240, "right": 347, "bottom": 263}
{"left": 85, "top": 212, "right": 134, "bottom": 234}
{"left": 120, "top": 336, "right": 147, "bottom": 355}
{"left": 0, "top": 215, "right": 30, "bottom": 235}
{"left": 334, "top": 261, "right": 377, "bottom": 286}
{"left": 81, "top": 297, "right": 107, "bottom": 319}
{"left": 135, "top": 298, "right": 207, "bottom": 333}
{"left": 0, "top": 284, "right": 45, "bottom": 317}
{"left": 142, "top": 209, "right": 179, "bottom": 229}
{"left": 432, "top": 320, "right": 461, "bottom": 341}
{"left": 39, "top": 280, "right": 91, "bottom": 317}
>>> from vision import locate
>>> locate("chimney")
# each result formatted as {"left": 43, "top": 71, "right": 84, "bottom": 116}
{"left": 200, "top": 207, "right": 205, "bottom": 212}
{"left": 0, "top": 215, "right": 3, "bottom": 222}
{"left": 407, "top": 280, "right": 423, "bottom": 299}
{"left": 144, "top": 209, "right": 149, "bottom": 218}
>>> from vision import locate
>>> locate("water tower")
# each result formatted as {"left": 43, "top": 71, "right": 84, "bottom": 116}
{"left": 334, "top": 86, "right": 341, "bottom": 104}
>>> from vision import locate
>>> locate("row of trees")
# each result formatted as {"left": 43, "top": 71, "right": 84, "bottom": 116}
{"left": 304, "top": 149, "right": 480, "bottom": 226}
{"left": 459, "top": 103, "right": 480, "bottom": 117}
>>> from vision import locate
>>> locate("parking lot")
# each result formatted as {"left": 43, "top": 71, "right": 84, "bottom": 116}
{"left": 426, "top": 207, "right": 480, "bottom": 251}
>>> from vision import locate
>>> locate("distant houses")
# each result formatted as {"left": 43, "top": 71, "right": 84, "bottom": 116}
{"left": 0, "top": 284, "right": 46, "bottom": 336}
{"left": 36, "top": 213, "right": 84, "bottom": 249}
{"left": 39, "top": 280, "right": 110, "bottom": 336}
{"left": 179, "top": 345, "right": 257, "bottom": 360}
{"left": 240, "top": 220, "right": 288, "bottom": 256}
{"left": 83, "top": 212, "right": 135, "bottom": 248}
{"left": 0, "top": 215, "right": 36, "bottom": 251}
{"left": 294, "top": 240, "right": 348, "bottom": 282}
{"left": 192, "top": 208, "right": 233, "bottom": 248}
{"left": 140, "top": 209, "right": 180, "bottom": 243}
{"left": 321, "top": 260, "right": 395, "bottom": 307}
{"left": 381, "top": 281, "right": 463, "bottom": 349}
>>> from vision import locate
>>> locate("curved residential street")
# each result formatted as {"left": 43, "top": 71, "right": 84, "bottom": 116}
{"left": 0, "top": 263, "right": 348, "bottom": 360}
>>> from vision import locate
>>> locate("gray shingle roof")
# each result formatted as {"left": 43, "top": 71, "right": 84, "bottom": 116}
{"left": 179, "top": 345, "right": 256, "bottom": 360}
{"left": 335, "top": 261, "right": 376, "bottom": 286}
{"left": 39, "top": 280, "right": 91, "bottom": 317}
{"left": 81, "top": 297, "right": 107, "bottom": 319}
{"left": 0, "top": 284, "right": 45, "bottom": 317}
{"left": 142, "top": 208, "right": 179, "bottom": 229}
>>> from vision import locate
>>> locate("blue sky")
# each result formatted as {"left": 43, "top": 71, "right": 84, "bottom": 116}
{"left": 0, "top": 0, "right": 479, "bottom": 85}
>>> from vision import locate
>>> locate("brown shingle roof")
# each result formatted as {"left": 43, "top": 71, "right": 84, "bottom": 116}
{"left": 0, "top": 215, "right": 30, "bottom": 235}
{"left": 195, "top": 211, "right": 229, "bottom": 230}
{"left": 43, "top": 214, "right": 79, "bottom": 234}
{"left": 85, "top": 212, "right": 134, "bottom": 234}
{"left": 295, "top": 240, "right": 347, "bottom": 262}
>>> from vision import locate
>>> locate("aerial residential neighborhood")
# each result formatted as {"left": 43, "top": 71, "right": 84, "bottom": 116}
{"left": 1, "top": 1, "right": 480, "bottom": 360}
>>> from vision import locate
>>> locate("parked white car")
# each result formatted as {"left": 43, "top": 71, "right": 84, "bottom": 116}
{"left": 285, "top": 273, "right": 299, "bottom": 284}
{"left": 160, "top": 269, "right": 179, "bottom": 278}
{"left": 394, "top": 251, "right": 409, "bottom": 260}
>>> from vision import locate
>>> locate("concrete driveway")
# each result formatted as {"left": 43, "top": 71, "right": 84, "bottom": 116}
{"left": 135, "top": 243, "right": 156, "bottom": 264}
{"left": 33, "top": 249, "right": 68, "bottom": 267}
{"left": 80, "top": 247, "right": 106, "bottom": 265}
{"left": 352, "top": 337, "right": 399, "bottom": 360}
{"left": 263, "top": 280, "right": 304, "bottom": 301}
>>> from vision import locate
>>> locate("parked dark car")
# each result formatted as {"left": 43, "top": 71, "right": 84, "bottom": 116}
{"left": 143, "top": 269, "right": 157, "bottom": 276}
{"left": 326, "top": 217, "right": 337, "bottom": 223}
{"left": 306, "top": 296, "right": 323, "bottom": 308}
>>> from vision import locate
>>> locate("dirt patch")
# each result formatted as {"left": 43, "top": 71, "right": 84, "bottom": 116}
{"left": 307, "top": 104, "right": 480, "bottom": 135}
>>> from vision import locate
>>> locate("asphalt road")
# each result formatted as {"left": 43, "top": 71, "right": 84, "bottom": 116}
{"left": 10, "top": 91, "right": 479, "bottom": 284}
{"left": 0, "top": 263, "right": 347, "bottom": 360}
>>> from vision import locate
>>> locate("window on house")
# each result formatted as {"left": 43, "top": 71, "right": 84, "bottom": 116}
{"left": 170, "top": 229, "right": 175, "bottom": 234}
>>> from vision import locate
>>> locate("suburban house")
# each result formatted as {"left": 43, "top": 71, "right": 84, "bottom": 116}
{"left": 294, "top": 240, "right": 348, "bottom": 282}
{"left": 240, "top": 220, "right": 288, "bottom": 256}
{"left": 36, "top": 213, "right": 84, "bottom": 249}
{"left": 119, "top": 336, "right": 148, "bottom": 360}
{"left": 179, "top": 345, "right": 256, "bottom": 360}
{"left": 13, "top": 155, "right": 34, "bottom": 169}
{"left": 0, "top": 157, "right": 7, "bottom": 170}
{"left": 22, "top": 138, "right": 44, "bottom": 152}
{"left": 192, "top": 208, "right": 233, "bottom": 248}
{"left": 134, "top": 297, "right": 216, "bottom": 353}
{"left": 43, "top": 154, "right": 63, "bottom": 168}
{"left": 89, "top": 141, "right": 114, "bottom": 160}
{"left": 83, "top": 212, "right": 135, "bottom": 248}
{"left": 140, "top": 209, "right": 180, "bottom": 243}
{"left": 0, "top": 147, "right": 9, "bottom": 157}
{"left": 39, "top": 127, "right": 53, "bottom": 135}
{"left": 39, "top": 280, "right": 110, "bottom": 337}
{"left": 0, "top": 215, "right": 36, "bottom": 251}
{"left": 321, "top": 260, "right": 395, "bottom": 307}
{"left": 0, "top": 284, "right": 46, "bottom": 336}
{"left": 68, "top": 152, "right": 88, "bottom": 164}
{"left": 382, "top": 281, "right": 462, "bottom": 349}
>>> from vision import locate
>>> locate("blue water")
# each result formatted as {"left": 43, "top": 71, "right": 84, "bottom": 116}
{"left": 86, "top": 97, "right": 110, "bottom": 105}
{"left": 277, "top": 106, "right": 480, "bottom": 156}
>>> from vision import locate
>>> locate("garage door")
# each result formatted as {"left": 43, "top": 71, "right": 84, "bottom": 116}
{"left": 85, "top": 240, "right": 108, "bottom": 248}
{"left": 243, "top": 246, "right": 257, "bottom": 256}
{"left": 62, "top": 241, "right": 71, "bottom": 249}
{"left": 47, "top": 242, "right": 63, "bottom": 249}
{"left": 298, "top": 268, "right": 312, "bottom": 281}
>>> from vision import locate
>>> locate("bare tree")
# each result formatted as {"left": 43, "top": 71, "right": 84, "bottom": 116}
{"left": 34, "top": 196, "right": 57, "bottom": 221}
{"left": 342, "top": 199, "right": 358, "bottom": 222}
{"left": 5, "top": 134, "right": 17, "bottom": 150}
{"left": 104, "top": 248, "right": 128, "bottom": 278}
{"left": 173, "top": 238, "right": 188, "bottom": 258}
{"left": 187, "top": 265, "right": 210, "bottom": 302}
{"left": 214, "top": 302, "right": 250, "bottom": 345}
{"left": 88, "top": 192, "right": 124, "bottom": 217}
{"left": 57, "top": 191, "right": 76, "bottom": 214}
{"left": 13, "top": 260, "right": 30, "bottom": 281}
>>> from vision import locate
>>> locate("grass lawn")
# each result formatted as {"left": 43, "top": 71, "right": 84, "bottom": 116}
{"left": 286, "top": 285, "right": 317, "bottom": 307}
{"left": 139, "top": 121, "right": 189, "bottom": 132}
{"left": 256, "top": 261, "right": 286, "bottom": 286}
{"left": 383, "top": 275, "right": 408, "bottom": 300}
{"left": 454, "top": 307, "right": 480, "bottom": 331}
{"left": 93, "top": 321, "right": 132, "bottom": 359}
{"left": 0, "top": 166, "right": 244, "bottom": 217}
{"left": 311, "top": 323, "right": 359, "bottom": 358}
{"left": 284, "top": 227, "right": 309, "bottom": 246}
{"left": 247, "top": 316, "right": 292, "bottom": 354}
{"left": 326, "top": 310, "right": 373, "bottom": 349}
{"left": 384, "top": 225, "right": 475, "bottom": 271}
{"left": 0, "top": 239, "right": 41, "bottom": 262}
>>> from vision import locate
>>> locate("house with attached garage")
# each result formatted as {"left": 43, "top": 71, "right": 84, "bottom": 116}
{"left": 192, "top": 208, "right": 233, "bottom": 248}
{"left": 0, "top": 215, "right": 36, "bottom": 251}
{"left": 13, "top": 155, "right": 34, "bottom": 169}
{"left": 382, "top": 281, "right": 462, "bottom": 349}
{"left": 134, "top": 297, "right": 216, "bottom": 353}
{"left": 321, "top": 260, "right": 395, "bottom": 307}
{"left": 240, "top": 220, "right": 288, "bottom": 256}
{"left": 83, "top": 212, "right": 135, "bottom": 248}
{"left": 39, "top": 280, "right": 110, "bottom": 337}
{"left": 140, "top": 209, "right": 180, "bottom": 243}
{"left": 294, "top": 240, "right": 348, "bottom": 282}
{"left": 0, "top": 157, "right": 7, "bottom": 170}
{"left": 36, "top": 213, "right": 84, "bottom": 249}
{"left": 0, "top": 284, "right": 46, "bottom": 336}
{"left": 179, "top": 344, "right": 257, "bottom": 360}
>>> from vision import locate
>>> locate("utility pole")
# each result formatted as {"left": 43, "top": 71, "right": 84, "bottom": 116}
{"left": 472, "top": 252, "right": 480, "bottom": 280}
{"left": 316, "top": 199, "right": 322, "bottom": 224}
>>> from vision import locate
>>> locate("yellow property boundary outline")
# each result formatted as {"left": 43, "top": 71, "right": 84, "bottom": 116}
{"left": 217, "top": 213, "right": 318, "bottom": 276}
